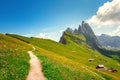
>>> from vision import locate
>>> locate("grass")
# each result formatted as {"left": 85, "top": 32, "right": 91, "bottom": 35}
{"left": 0, "top": 34, "right": 32, "bottom": 80}
{"left": 7, "top": 33, "right": 120, "bottom": 80}
{"left": 34, "top": 49, "right": 109, "bottom": 80}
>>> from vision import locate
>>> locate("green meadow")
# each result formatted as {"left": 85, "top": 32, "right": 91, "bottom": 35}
{"left": 0, "top": 33, "right": 120, "bottom": 80}
{"left": 0, "top": 34, "right": 32, "bottom": 80}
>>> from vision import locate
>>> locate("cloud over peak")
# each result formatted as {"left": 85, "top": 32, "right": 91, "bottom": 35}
{"left": 88, "top": 0, "right": 120, "bottom": 27}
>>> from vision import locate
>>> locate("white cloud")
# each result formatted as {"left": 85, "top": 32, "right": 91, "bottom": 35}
{"left": 88, "top": 0, "right": 120, "bottom": 27}
{"left": 23, "top": 34, "right": 34, "bottom": 37}
{"left": 34, "top": 29, "right": 65, "bottom": 42}
{"left": 109, "top": 26, "right": 120, "bottom": 36}
{"left": 35, "top": 33, "right": 45, "bottom": 38}
{"left": 59, "top": 29, "right": 65, "bottom": 33}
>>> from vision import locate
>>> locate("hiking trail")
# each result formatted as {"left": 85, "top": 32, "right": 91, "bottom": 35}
{"left": 26, "top": 47, "right": 46, "bottom": 80}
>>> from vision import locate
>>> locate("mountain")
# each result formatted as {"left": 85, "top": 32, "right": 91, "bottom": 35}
{"left": 60, "top": 21, "right": 120, "bottom": 61}
{"left": 77, "top": 21, "right": 101, "bottom": 48}
{"left": 60, "top": 21, "right": 101, "bottom": 49}
{"left": 97, "top": 34, "right": 120, "bottom": 48}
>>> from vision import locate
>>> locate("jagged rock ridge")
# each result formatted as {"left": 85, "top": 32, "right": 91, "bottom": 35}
{"left": 60, "top": 21, "right": 101, "bottom": 48}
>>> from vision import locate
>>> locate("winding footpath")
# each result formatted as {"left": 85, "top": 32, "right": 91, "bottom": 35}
{"left": 26, "top": 47, "right": 46, "bottom": 80}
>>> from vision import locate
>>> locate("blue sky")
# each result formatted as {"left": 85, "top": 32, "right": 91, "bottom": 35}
{"left": 1, "top": 0, "right": 119, "bottom": 41}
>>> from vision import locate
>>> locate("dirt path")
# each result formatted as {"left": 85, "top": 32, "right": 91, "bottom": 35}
{"left": 26, "top": 51, "right": 46, "bottom": 80}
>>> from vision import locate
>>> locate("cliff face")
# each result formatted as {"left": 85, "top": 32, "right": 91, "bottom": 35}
{"left": 59, "top": 32, "right": 68, "bottom": 44}
{"left": 60, "top": 21, "right": 101, "bottom": 49}
{"left": 77, "top": 21, "right": 100, "bottom": 48}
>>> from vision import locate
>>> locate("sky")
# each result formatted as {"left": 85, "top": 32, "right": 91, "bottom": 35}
{"left": 0, "top": 0, "right": 120, "bottom": 41}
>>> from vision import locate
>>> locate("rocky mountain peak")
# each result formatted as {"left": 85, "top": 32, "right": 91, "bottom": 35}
{"left": 60, "top": 21, "right": 101, "bottom": 48}
{"left": 77, "top": 21, "right": 100, "bottom": 48}
{"left": 82, "top": 21, "right": 85, "bottom": 24}
{"left": 66, "top": 28, "right": 73, "bottom": 33}
{"left": 73, "top": 28, "right": 78, "bottom": 34}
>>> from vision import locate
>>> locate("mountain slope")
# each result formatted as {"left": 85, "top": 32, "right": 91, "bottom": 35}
{"left": 0, "top": 34, "right": 32, "bottom": 80}
{"left": 60, "top": 21, "right": 120, "bottom": 61}
{"left": 7, "top": 33, "right": 120, "bottom": 80}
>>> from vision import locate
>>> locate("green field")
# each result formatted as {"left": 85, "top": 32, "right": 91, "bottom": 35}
{"left": 0, "top": 34, "right": 32, "bottom": 80}
{"left": 0, "top": 33, "right": 120, "bottom": 80}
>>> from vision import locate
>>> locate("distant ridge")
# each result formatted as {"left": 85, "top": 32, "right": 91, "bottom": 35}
{"left": 97, "top": 34, "right": 120, "bottom": 48}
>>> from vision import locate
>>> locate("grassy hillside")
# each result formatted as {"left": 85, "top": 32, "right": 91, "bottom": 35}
{"left": 7, "top": 33, "right": 120, "bottom": 80}
{"left": 0, "top": 34, "right": 32, "bottom": 80}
